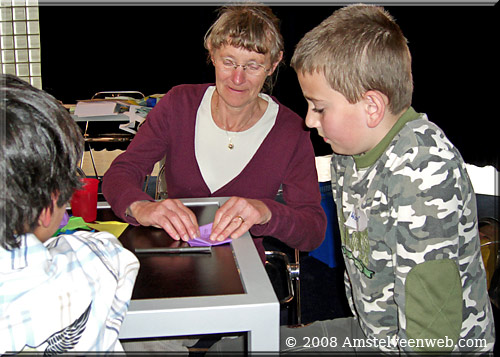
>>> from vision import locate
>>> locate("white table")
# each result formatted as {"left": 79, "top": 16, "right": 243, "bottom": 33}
{"left": 116, "top": 197, "right": 280, "bottom": 352}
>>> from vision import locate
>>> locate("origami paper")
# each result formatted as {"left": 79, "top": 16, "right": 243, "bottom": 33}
{"left": 187, "top": 223, "right": 232, "bottom": 247}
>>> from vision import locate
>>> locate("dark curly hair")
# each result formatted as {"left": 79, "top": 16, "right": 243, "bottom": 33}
{"left": 1, "top": 74, "right": 83, "bottom": 249}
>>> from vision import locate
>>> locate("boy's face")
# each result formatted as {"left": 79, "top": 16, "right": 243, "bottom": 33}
{"left": 297, "top": 71, "right": 372, "bottom": 156}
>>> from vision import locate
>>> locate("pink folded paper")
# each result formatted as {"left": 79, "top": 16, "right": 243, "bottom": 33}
{"left": 187, "top": 223, "right": 233, "bottom": 247}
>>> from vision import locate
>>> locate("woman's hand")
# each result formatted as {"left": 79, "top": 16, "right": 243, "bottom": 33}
{"left": 128, "top": 199, "right": 200, "bottom": 241}
{"left": 209, "top": 197, "right": 272, "bottom": 241}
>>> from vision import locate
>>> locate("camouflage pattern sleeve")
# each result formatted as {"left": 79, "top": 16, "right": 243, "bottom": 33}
{"left": 385, "top": 121, "right": 495, "bottom": 352}
{"left": 331, "top": 112, "right": 495, "bottom": 353}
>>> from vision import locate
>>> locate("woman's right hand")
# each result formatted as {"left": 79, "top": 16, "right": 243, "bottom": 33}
{"left": 128, "top": 199, "right": 200, "bottom": 241}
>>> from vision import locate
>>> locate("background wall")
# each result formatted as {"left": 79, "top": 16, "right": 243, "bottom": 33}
{"left": 39, "top": 5, "right": 498, "bottom": 168}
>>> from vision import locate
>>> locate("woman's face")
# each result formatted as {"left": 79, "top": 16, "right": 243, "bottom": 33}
{"left": 211, "top": 44, "right": 280, "bottom": 110}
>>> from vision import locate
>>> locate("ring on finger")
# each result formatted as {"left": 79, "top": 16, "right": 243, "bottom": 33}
{"left": 235, "top": 215, "right": 245, "bottom": 224}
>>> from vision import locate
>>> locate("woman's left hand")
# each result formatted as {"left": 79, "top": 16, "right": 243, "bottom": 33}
{"left": 209, "top": 196, "right": 272, "bottom": 241}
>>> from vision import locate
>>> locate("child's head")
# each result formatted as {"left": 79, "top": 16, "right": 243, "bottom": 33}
{"left": 291, "top": 4, "right": 413, "bottom": 116}
{"left": 1, "top": 74, "right": 83, "bottom": 249}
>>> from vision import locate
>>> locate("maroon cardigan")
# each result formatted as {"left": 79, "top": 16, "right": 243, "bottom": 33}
{"left": 102, "top": 83, "right": 326, "bottom": 259}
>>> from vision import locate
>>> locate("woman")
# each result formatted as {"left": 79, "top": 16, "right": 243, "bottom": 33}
{"left": 102, "top": 5, "right": 326, "bottom": 260}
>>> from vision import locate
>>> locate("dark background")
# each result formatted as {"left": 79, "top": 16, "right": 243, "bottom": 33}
{"left": 39, "top": 5, "right": 499, "bottom": 169}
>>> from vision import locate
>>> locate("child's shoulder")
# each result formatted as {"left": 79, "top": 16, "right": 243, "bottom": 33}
{"left": 390, "top": 114, "right": 461, "bottom": 167}
{"left": 403, "top": 116, "right": 453, "bottom": 149}
{"left": 387, "top": 114, "right": 471, "bottom": 192}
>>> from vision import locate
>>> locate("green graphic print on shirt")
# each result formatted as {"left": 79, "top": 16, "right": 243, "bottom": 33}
{"left": 338, "top": 212, "right": 374, "bottom": 279}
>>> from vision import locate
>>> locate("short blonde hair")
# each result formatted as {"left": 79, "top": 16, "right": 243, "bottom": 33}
{"left": 291, "top": 5, "right": 413, "bottom": 115}
{"left": 204, "top": 4, "right": 284, "bottom": 66}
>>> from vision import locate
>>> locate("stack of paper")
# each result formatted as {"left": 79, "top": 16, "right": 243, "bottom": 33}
{"left": 56, "top": 215, "right": 129, "bottom": 238}
{"left": 74, "top": 100, "right": 123, "bottom": 117}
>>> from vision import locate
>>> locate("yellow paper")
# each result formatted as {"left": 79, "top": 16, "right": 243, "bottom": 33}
{"left": 86, "top": 221, "right": 129, "bottom": 238}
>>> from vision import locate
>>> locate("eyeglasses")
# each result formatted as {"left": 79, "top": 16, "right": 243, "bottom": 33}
{"left": 214, "top": 57, "right": 270, "bottom": 76}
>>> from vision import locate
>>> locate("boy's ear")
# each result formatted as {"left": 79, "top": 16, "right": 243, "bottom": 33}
{"left": 37, "top": 195, "right": 59, "bottom": 228}
{"left": 34, "top": 195, "right": 61, "bottom": 242}
{"left": 37, "top": 205, "right": 54, "bottom": 228}
{"left": 363, "top": 90, "right": 388, "bottom": 128}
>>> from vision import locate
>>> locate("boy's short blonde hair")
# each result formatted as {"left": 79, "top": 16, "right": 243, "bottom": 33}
{"left": 291, "top": 5, "right": 413, "bottom": 115}
{"left": 204, "top": 4, "right": 284, "bottom": 65}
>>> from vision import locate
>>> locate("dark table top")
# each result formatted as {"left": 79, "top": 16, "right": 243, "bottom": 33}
{"left": 97, "top": 207, "right": 245, "bottom": 300}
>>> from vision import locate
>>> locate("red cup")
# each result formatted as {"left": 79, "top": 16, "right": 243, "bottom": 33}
{"left": 70, "top": 178, "right": 99, "bottom": 222}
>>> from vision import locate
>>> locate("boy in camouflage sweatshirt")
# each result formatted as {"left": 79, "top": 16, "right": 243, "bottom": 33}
{"left": 286, "top": 4, "right": 495, "bottom": 354}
